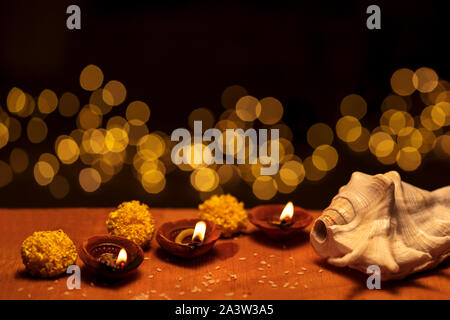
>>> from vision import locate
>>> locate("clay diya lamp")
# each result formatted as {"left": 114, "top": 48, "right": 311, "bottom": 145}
{"left": 156, "top": 219, "right": 221, "bottom": 258}
{"left": 78, "top": 235, "right": 144, "bottom": 279}
{"left": 249, "top": 202, "right": 313, "bottom": 240}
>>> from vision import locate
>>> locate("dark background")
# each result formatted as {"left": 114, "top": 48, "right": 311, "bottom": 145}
{"left": 0, "top": 0, "right": 448, "bottom": 208}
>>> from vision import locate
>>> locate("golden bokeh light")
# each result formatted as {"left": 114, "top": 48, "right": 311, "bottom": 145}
{"left": 190, "top": 167, "right": 219, "bottom": 192}
{"left": 312, "top": 145, "right": 338, "bottom": 172}
{"left": 235, "top": 95, "right": 261, "bottom": 122}
{"left": 336, "top": 116, "right": 362, "bottom": 142}
{"left": 80, "top": 64, "right": 104, "bottom": 91}
{"left": 103, "top": 80, "right": 127, "bottom": 106}
{"left": 79, "top": 168, "right": 102, "bottom": 192}
{"left": 376, "top": 143, "right": 399, "bottom": 165}
{"left": 59, "top": 92, "right": 80, "bottom": 117}
{"left": 274, "top": 175, "right": 297, "bottom": 194}
{"left": 420, "top": 105, "right": 442, "bottom": 131}
{"left": 347, "top": 127, "right": 370, "bottom": 152}
{"left": 0, "top": 123, "right": 9, "bottom": 149}
{"left": 136, "top": 159, "right": 165, "bottom": 176}
{"left": 430, "top": 103, "right": 448, "bottom": 128}
{"left": 17, "top": 93, "right": 36, "bottom": 118}
{"left": 6, "top": 87, "right": 26, "bottom": 114}
{"left": 397, "top": 127, "right": 423, "bottom": 149}
{"left": 412, "top": 67, "right": 439, "bottom": 93}
{"left": 435, "top": 102, "right": 450, "bottom": 126}
{"left": 82, "top": 128, "right": 107, "bottom": 154}
{"left": 39, "top": 153, "right": 60, "bottom": 176}
{"left": 279, "top": 160, "right": 305, "bottom": 187}
{"left": 137, "top": 133, "right": 165, "bottom": 161}
{"left": 37, "top": 89, "right": 58, "bottom": 114}
{"left": 396, "top": 147, "right": 422, "bottom": 171}
{"left": 27, "top": 117, "right": 48, "bottom": 144}
{"left": 0, "top": 161, "right": 13, "bottom": 188}
{"left": 105, "top": 127, "right": 129, "bottom": 153}
{"left": 252, "top": 176, "right": 278, "bottom": 200}
{"left": 33, "top": 161, "right": 55, "bottom": 186}
{"left": 369, "top": 131, "right": 395, "bottom": 158}
{"left": 340, "top": 94, "right": 367, "bottom": 119}
{"left": 49, "top": 175, "right": 70, "bottom": 199}
{"left": 177, "top": 143, "right": 213, "bottom": 170}
{"left": 258, "top": 97, "right": 284, "bottom": 125}
{"left": 2, "top": 65, "right": 449, "bottom": 197}
{"left": 390, "top": 68, "right": 415, "bottom": 96}
{"left": 141, "top": 169, "right": 166, "bottom": 194}
{"left": 9, "top": 148, "right": 29, "bottom": 173}
{"left": 387, "top": 111, "right": 414, "bottom": 135}
{"left": 307, "top": 123, "right": 334, "bottom": 148}
{"left": 56, "top": 136, "right": 80, "bottom": 164}
{"left": 126, "top": 101, "right": 151, "bottom": 126}
{"left": 77, "top": 105, "right": 103, "bottom": 130}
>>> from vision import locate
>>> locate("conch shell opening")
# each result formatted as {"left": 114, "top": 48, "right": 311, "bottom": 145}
{"left": 312, "top": 219, "right": 327, "bottom": 243}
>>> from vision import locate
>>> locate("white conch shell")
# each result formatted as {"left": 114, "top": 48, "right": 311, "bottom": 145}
{"left": 310, "top": 171, "right": 450, "bottom": 280}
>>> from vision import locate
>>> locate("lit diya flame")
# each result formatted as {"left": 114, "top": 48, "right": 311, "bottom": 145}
{"left": 115, "top": 248, "right": 127, "bottom": 270}
{"left": 192, "top": 221, "right": 206, "bottom": 245}
{"left": 271, "top": 202, "right": 295, "bottom": 229}
{"left": 280, "top": 201, "right": 294, "bottom": 223}
{"left": 175, "top": 221, "right": 207, "bottom": 248}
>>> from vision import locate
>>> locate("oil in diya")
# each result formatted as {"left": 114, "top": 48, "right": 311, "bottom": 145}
{"left": 249, "top": 201, "right": 313, "bottom": 240}
{"left": 156, "top": 219, "right": 221, "bottom": 258}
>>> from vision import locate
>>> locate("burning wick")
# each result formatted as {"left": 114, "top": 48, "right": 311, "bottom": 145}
{"left": 271, "top": 202, "right": 294, "bottom": 229}
{"left": 175, "top": 221, "right": 206, "bottom": 248}
{"left": 115, "top": 248, "right": 127, "bottom": 270}
{"left": 97, "top": 248, "right": 127, "bottom": 271}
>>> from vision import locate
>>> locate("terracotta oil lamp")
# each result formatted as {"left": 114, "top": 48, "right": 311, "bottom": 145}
{"left": 156, "top": 219, "right": 221, "bottom": 258}
{"left": 249, "top": 202, "right": 313, "bottom": 240}
{"left": 78, "top": 235, "right": 144, "bottom": 279}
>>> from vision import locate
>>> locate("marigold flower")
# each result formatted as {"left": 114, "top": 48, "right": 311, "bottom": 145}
{"left": 21, "top": 229, "right": 77, "bottom": 278}
{"left": 106, "top": 200, "right": 155, "bottom": 248}
{"left": 198, "top": 194, "right": 247, "bottom": 237}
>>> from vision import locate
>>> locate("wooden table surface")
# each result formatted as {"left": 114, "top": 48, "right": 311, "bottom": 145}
{"left": 0, "top": 208, "right": 449, "bottom": 300}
